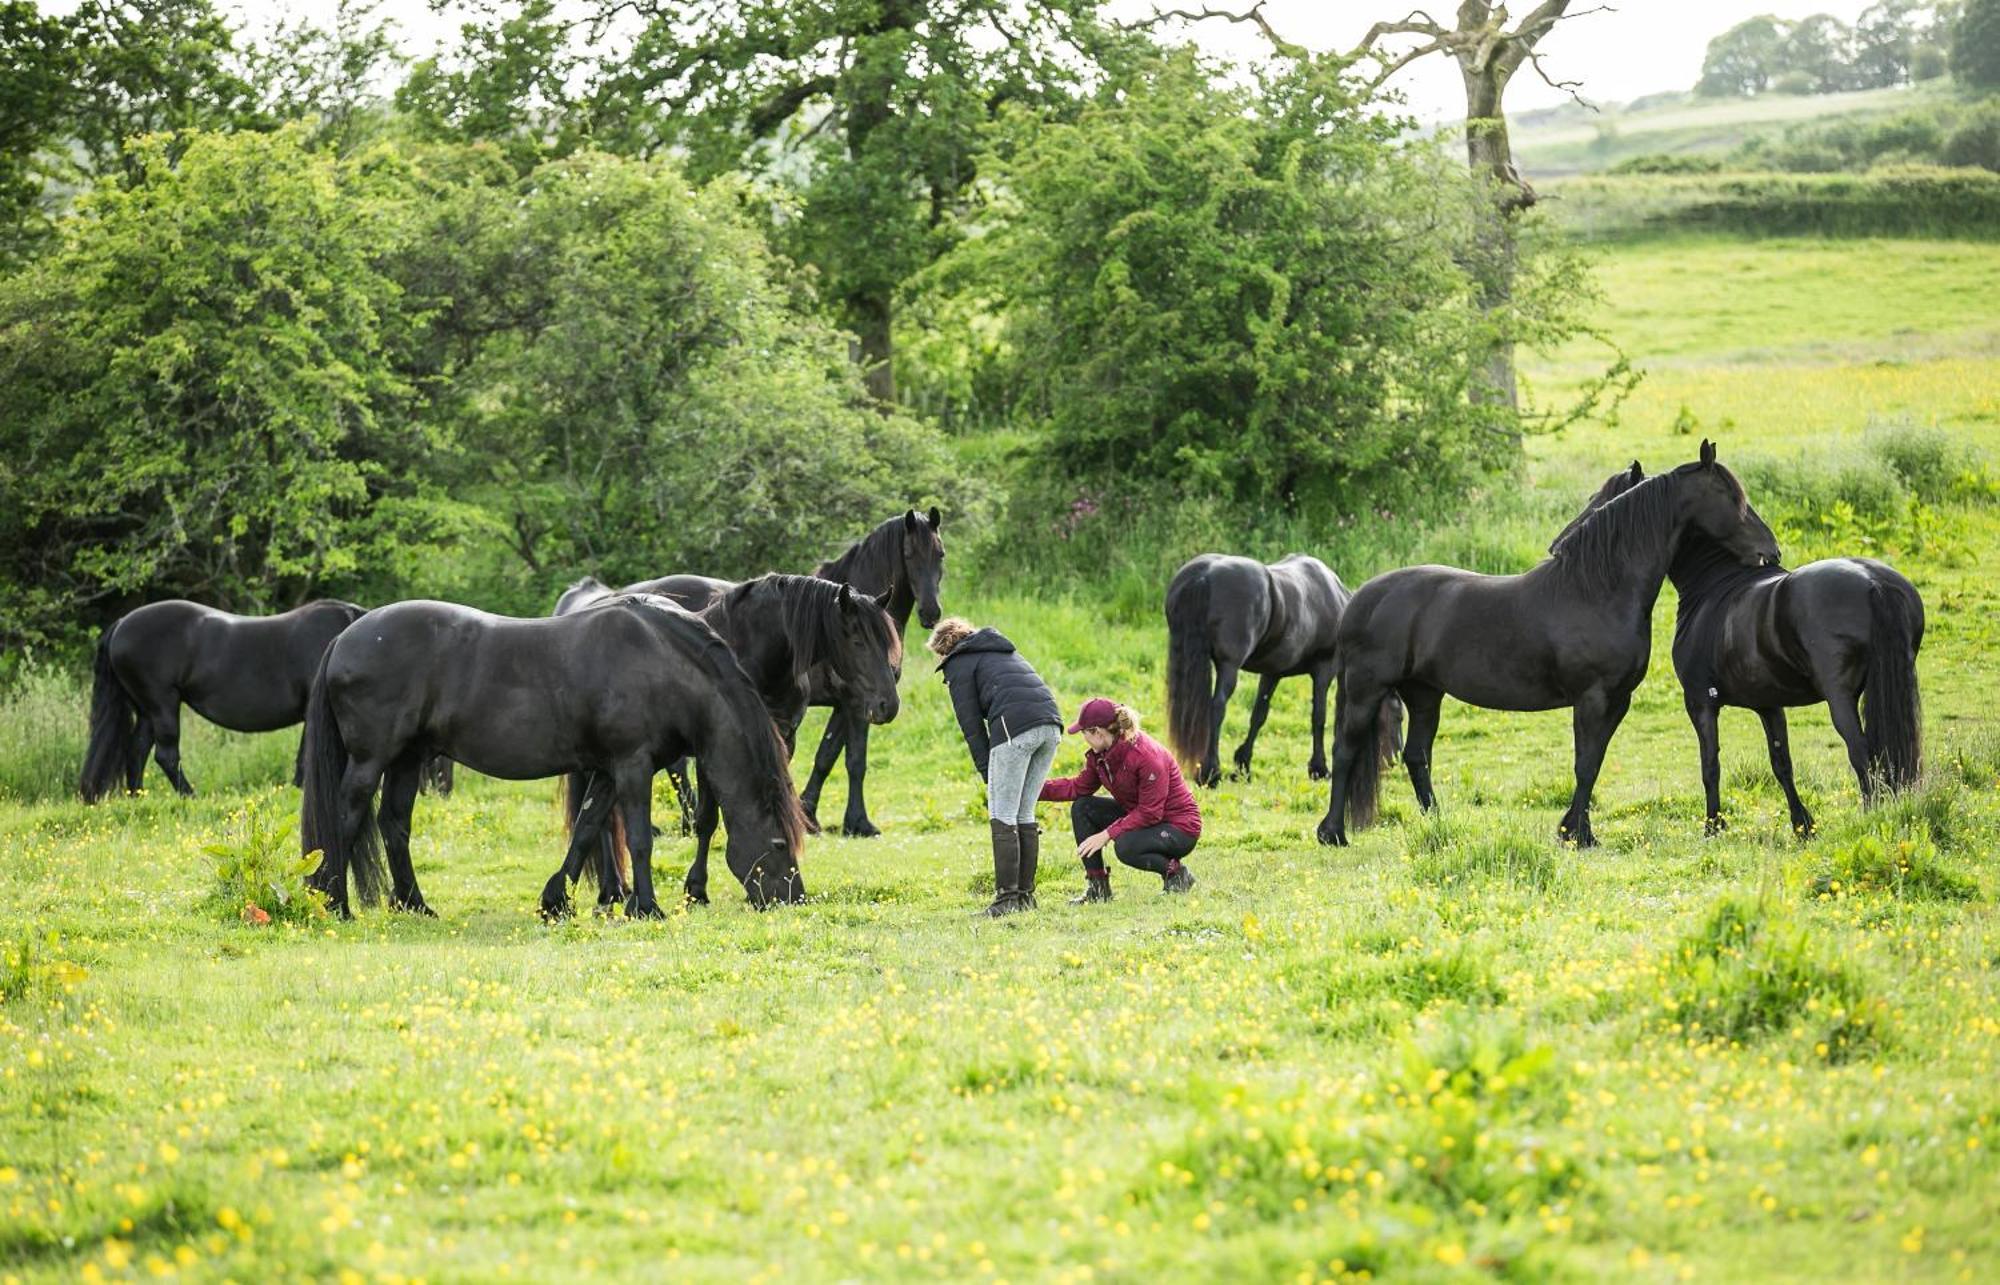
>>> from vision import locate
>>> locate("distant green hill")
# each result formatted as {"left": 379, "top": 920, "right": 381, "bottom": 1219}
{"left": 1514, "top": 82, "right": 1959, "bottom": 176}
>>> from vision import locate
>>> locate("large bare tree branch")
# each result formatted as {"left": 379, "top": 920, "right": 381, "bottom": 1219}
{"left": 1121, "top": 3, "right": 1307, "bottom": 59}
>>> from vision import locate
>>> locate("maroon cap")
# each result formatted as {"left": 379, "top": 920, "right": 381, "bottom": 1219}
{"left": 1067, "top": 697, "right": 1118, "bottom": 734}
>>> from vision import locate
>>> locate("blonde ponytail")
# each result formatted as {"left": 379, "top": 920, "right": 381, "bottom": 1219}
{"left": 1110, "top": 704, "right": 1142, "bottom": 739}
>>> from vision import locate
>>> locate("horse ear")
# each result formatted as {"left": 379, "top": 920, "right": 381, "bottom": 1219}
{"left": 902, "top": 509, "right": 918, "bottom": 534}
{"left": 874, "top": 590, "right": 894, "bottom": 613}
{"left": 927, "top": 506, "right": 942, "bottom": 530}
{"left": 1699, "top": 439, "right": 1716, "bottom": 467}
{"left": 837, "top": 583, "right": 853, "bottom": 608}
{"left": 1628, "top": 460, "right": 1644, "bottom": 481}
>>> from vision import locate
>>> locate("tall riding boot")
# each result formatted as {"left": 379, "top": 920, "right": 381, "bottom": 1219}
{"left": 1016, "top": 823, "right": 1040, "bottom": 910}
{"left": 980, "top": 818, "right": 1023, "bottom": 917}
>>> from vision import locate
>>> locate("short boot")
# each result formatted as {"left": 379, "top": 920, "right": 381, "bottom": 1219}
{"left": 1016, "top": 822, "right": 1041, "bottom": 910}
{"left": 1162, "top": 857, "right": 1195, "bottom": 894}
{"left": 1069, "top": 871, "right": 1113, "bottom": 904}
{"left": 981, "top": 818, "right": 1024, "bottom": 917}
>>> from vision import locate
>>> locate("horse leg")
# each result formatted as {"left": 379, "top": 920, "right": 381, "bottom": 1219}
{"left": 1232, "top": 671, "right": 1277, "bottom": 782}
{"left": 1200, "top": 660, "right": 1239, "bottom": 787}
{"left": 1399, "top": 683, "right": 1444, "bottom": 812}
{"left": 324, "top": 758, "right": 385, "bottom": 919}
{"left": 1305, "top": 663, "right": 1334, "bottom": 781}
{"left": 1822, "top": 683, "right": 1874, "bottom": 806}
{"left": 1757, "top": 707, "right": 1814, "bottom": 837}
{"left": 378, "top": 751, "right": 435, "bottom": 916}
{"left": 149, "top": 702, "right": 195, "bottom": 796}
{"left": 840, "top": 719, "right": 879, "bottom": 837}
{"left": 617, "top": 765, "right": 664, "bottom": 919}
{"left": 1558, "top": 688, "right": 1631, "bottom": 849}
{"left": 126, "top": 719, "right": 154, "bottom": 794}
{"left": 1315, "top": 677, "right": 1385, "bottom": 846}
{"left": 684, "top": 762, "right": 719, "bottom": 907}
{"left": 799, "top": 709, "right": 844, "bottom": 833}
{"left": 1686, "top": 697, "right": 1726, "bottom": 836}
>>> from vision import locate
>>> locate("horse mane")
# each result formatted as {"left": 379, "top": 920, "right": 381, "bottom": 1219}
{"left": 1546, "top": 470, "right": 1678, "bottom": 595}
{"left": 618, "top": 594, "right": 807, "bottom": 855}
{"left": 813, "top": 516, "right": 902, "bottom": 597}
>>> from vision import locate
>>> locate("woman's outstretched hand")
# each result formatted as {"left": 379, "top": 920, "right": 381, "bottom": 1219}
{"left": 1077, "top": 830, "right": 1111, "bottom": 860}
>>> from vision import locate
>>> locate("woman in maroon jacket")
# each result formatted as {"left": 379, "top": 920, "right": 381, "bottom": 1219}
{"left": 1039, "top": 697, "right": 1203, "bottom": 902}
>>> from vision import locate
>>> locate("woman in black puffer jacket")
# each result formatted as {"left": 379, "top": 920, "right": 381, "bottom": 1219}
{"left": 929, "top": 617, "right": 1063, "bottom": 916}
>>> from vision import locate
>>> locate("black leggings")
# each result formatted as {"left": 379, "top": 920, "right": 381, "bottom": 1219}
{"left": 1070, "top": 795, "right": 1197, "bottom": 876}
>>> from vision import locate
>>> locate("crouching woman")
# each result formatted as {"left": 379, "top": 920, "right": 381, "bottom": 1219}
{"left": 931, "top": 618, "right": 1064, "bottom": 916}
{"left": 1039, "top": 698, "right": 1202, "bottom": 902}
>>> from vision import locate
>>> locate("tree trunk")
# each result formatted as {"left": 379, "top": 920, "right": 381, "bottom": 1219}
{"left": 849, "top": 292, "right": 895, "bottom": 404}
{"left": 1459, "top": 62, "right": 1530, "bottom": 415}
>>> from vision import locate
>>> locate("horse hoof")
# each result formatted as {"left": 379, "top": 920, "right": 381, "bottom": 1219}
{"left": 800, "top": 814, "right": 824, "bottom": 837}
{"left": 1307, "top": 763, "right": 1329, "bottom": 782}
{"left": 842, "top": 819, "right": 881, "bottom": 839}
{"left": 539, "top": 899, "right": 572, "bottom": 923}
{"left": 1704, "top": 815, "right": 1729, "bottom": 837}
{"left": 1314, "top": 821, "right": 1346, "bottom": 847}
{"left": 683, "top": 887, "right": 710, "bottom": 907}
{"left": 394, "top": 897, "right": 437, "bottom": 918}
{"left": 626, "top": 898, "right": 666, "bottom": 920}
{"left": 1792, "top": 817, "right": 1816, "bottom": 840}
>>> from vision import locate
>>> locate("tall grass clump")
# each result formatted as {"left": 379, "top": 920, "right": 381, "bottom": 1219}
{"left": 1869, "top": 426, "right": 1999, "bottom": 506}
{"left": 1404, "top": 813, "right": 1570, "bottom": 895}
{"left": 0, "top": 664, "right": 89, "bottom": 803}
{"left": 1661, "top": 896, "right": 1885, "bottom": 1062}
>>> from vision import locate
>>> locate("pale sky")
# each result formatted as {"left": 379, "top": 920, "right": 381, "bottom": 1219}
{"left": 61, "top": 0, "right": 1888, "bottom": 123}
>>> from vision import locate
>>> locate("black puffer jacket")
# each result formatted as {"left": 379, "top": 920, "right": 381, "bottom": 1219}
{"left": 938, "top": 628, "right": 1062, "bottom": 780}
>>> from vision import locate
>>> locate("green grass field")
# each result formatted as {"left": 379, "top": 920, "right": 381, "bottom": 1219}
{"left": 4, "top": 235, "right": 2000, "bottom": 1283}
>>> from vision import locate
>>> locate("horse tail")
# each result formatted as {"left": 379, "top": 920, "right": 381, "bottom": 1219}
{"left": 1336, "top": 672, "right": 1382, "bottom": 831}
{"left": 299, "top": 649, "right": 385, "bottom": 906}
{"left": 79, "top": 628, "right": 136, "bottom": 803}
{"left": 1863, "top": 583, "right": 1922, "bottom": 792}
{"left": 1163, "top": 569, "right": 1214, "bottom": 775}
{"left": 561, "top": 770, "right": 632, "bottom": 894}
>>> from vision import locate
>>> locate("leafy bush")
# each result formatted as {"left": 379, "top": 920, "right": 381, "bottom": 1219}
{"left": 205, "top": 794, "right": 327, "bottom": 925}
{"left": 1, "top": 930, "right": 87, "bottom": 1007}
{"left": 1809, "top": 830, "right": 1979, "bottom": 902}
{"left": 1661, "top": 897, "right": 1885, "bottom": 1061}
{"left": 1404, "top": 813, "right": 1569, "bottom": 894}
{"left": 1609, "top": 153, "right": 1722, "bottom": 175}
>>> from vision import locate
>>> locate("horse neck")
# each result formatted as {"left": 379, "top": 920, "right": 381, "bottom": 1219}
{"left": 816, "top": 526, "right": 913, "bottom": 627}
{"left": 1550, "top": 476, "right": 1682, "bottom": 609}
{"left": 708, "top": 590, "right": 798, "bottom": 700}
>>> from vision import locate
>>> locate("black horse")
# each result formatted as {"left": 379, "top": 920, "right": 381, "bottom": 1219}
{"left": 549, "top": 574, "right": 903, "bottom": 913}
{"left": 1317, "top": 442, "right": 1781, "bottom": 849}
{"left": 1571, "top": 461, "right": 1923, "bottom": 835}
{"left": 1165, "top": 553, "right": 1404, "bottom": 787}
{"left": 301, "top": 595, "right": 806, "bottom": 918}
{"left": 81, "top": 599, "right": 374, "bottom": 801}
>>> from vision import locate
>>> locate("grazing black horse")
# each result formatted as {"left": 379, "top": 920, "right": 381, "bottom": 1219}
{"left": 301, "top": 595, "right": 806, "bottom": 918}
{"left": 81, "top": 599, "right": 371, "bottom": 801}
{"left": 549, "top": 574, "right": 903, "bottom": 913}
{"left": 1165, "top": 553, "right": 1404, "bottom": 787}
{"left": 1571, "top": 462, "right": 1924, "bottom": 835}
{"left": 1317, "top": 442, "right": 1781, "bottom": 849}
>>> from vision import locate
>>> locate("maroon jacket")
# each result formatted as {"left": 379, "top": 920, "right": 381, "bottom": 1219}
{"left": 1039, "top": 731, "right": 1203, "bottom": 840}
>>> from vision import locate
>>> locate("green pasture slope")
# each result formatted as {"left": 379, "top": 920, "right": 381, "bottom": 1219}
{"left": 5, "top": 235, "right": 2000, "bottom": 1283}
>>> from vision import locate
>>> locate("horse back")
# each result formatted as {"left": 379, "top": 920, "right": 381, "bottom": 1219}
{"left": 1255, "top": 554, "right": 1347, "bottom": 672}
{"left": 108, "top": 599, "right": 358, "bottom": 731}
{"left": 1166, "top": 554, "right": 1272, "bottom": 666}
{"left": 624, "top": 574, "right": 735, "bottom": 613}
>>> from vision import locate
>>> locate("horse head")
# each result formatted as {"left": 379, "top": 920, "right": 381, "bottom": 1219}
{"left": 1671, "top": 440, "right": 1780, "bottom": 569}
{"left": 830, "top": 583, "right": 902, "bottom": 725}
{"left": 900, "top": 507, "right": 945, "bottom": 629}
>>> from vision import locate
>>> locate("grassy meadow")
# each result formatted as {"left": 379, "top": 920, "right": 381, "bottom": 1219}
{"left": 5, "top": 234, "right": 2000, "bottom": 1282}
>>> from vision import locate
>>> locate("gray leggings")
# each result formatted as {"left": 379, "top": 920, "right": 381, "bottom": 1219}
{"left": 986, "top": 722, "right": 1061, "bottom": 823}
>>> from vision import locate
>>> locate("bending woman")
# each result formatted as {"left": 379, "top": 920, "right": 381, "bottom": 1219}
{"left": 1040, "top": 698, "right": 1202, "bottom": 903}
{"left": 931, "top": 618, "right": 1064, "bottom": 916}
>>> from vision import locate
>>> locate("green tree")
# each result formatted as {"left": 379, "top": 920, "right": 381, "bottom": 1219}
{"left": 1953, "top": 0, "right": 2000, "bottom": 87}
{"left": 398, "top": 150, "right": 958, "bottom": 593}
{"left": 248, "top": 0, "right": 405, "bottom": 151}
{"left": 394, "top": 0, "right": 585, "bottom": 173}
{"left": 0, "top": 126, "right": 452, "bottom": 646}
{"left": 944, "top": 52, "right": 1553, "bottom": 514}
{"left": 60, "top": 0, "right": 261, "bottom": 182}
{"left": 1698, "top": 15, "right": 1793, "bottom": 96}
{"left": 0, "top": 1, "right": 72, "bottom": 265}
{"left": 1783, "top": 14, "right": 1860, "bottom": 92}
{"left": 545, "top": 0, "right": 1137, "bottom": 405}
